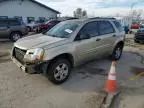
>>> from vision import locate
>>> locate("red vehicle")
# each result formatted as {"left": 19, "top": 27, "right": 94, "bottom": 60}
{"left": 39, "top": 20, "right": 61, "bottom": 32}
{"left": 131, "top": 23, "right": 141, "bottom": 29}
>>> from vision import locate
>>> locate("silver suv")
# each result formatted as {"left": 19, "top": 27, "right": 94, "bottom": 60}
{"left": 11, "top": 18, "right": 125, "bottom": 84}
{"left": 0, "top": 18, "right": 28, "bottom": 42}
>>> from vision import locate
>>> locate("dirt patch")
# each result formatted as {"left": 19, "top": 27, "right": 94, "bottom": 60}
{"left": 117, "top": 86, "right": 144, "bottom": 108}
{"left": 131, "top": 52, "right": 144, "bottom": 64}
{"left": 77, "top": 67, "right": 107, "bottom": 79}
{"left": 0, "top": 52, "right": 11, "bottom": 63}
{"left": 0, "top": 58, "right": 11, "bottom": 63}
{"left": 130, "top": 66, "right": 144, "bottom": 77}
{"left": 0, "top": 52, "right": 10, "bottom": 57}
{"left": 77, "top": 68, "right": 107, "bottom": 76}
{"left": 26, "top": 91, "right": 106, "bottom": 108}
{"left": 125, "top": 38, "right": 144, "bottom": 50}
{"left": 87, "top": 67, "right": 107, "bottom": 76}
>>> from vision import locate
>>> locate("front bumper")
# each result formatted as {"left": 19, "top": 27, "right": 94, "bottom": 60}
{"left": 11, "top": 57, "right": 42, "bottom": 74}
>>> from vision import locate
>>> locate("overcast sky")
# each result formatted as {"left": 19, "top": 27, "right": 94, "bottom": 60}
{"left": 36, "top": 0, "right": 144, "bottom": 16}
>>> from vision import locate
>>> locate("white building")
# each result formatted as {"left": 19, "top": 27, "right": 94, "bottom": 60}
{"left": 0, "top": 0, "right": 60, "bottom": 24}
{"left": 114, "top": 16, "right": 132, "bottom": 27}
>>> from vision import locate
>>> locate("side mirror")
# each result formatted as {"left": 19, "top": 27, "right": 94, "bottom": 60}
{"left": 42, "top": 30, "right": 48, "bottom": 34}
{"left": 79, "top": 34, "right": 90, "bottom": 40}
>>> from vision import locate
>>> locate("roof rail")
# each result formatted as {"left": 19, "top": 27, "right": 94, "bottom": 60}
{"left": 89, "top": 17, "right": 116, "bottom": 20}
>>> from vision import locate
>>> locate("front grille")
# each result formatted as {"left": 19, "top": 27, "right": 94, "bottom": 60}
{"left": 13, "top": 47, "right": 27, "bottom": 64}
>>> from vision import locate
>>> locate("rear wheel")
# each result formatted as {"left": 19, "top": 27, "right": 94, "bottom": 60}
{"left": 134, "top": 39, "right": 139, "bottom": 43}
{"left": 47, "top": 58, "right": 71, "bottom": 84}
{"left": 10, "top": 32, "right": 21, "bottom": 42}
{"left": 111, "top": 44, "right": 123, "bottom": 60}
{"left": 27, "top": 26, "right": 31, "bottom": 32}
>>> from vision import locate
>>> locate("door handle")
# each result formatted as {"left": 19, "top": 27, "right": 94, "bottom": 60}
{"left": 96, "top": 38, "right": 101, "bottom": 41}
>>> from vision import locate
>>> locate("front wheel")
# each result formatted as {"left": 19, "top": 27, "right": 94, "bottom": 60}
{"left": 27, "top": 26, "right": 31, "bottom": 32}
{"left": 111, "top": 44, "right": 123, "bottom": 60}
{"left": 47, "top": 58, "right": 71, "bottom": 84}
{"left": 10, "top": 32, "right": 21, "bottom": 42}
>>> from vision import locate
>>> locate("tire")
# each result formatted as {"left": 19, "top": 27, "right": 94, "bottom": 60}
{"left": 111, "top": 44, "right": 123, "bottom": 60}
{"left": 47, "top": 58, "right": 71, "bottom": 84}
{"left": 10, "top": 32, "right": 22, "bottom": 42}
{"left": 27, "top": 26, "right": 31, "bottom": 32}
{"left": 129, "top": 31, "right": 132, "bottom": 34}
{"left": 134, "top": 40, "right": 139, "bottom": 43}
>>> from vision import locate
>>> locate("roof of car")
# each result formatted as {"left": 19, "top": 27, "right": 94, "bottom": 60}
{"left": 63, "top": 17, "right": 117, "bottom": 23}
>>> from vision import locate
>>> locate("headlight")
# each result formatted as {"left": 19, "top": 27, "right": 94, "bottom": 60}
{"left": 24, "top": 48, "right": 44, "bottom": 63}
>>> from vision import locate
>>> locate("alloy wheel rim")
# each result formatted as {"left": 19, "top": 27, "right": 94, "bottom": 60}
{"left": 54, "top": 63, "right": 69, "bottom": 81}
{"left": 115, "top": 47, "right": 121, "bottom": 59}
{"left": 13, "top": 34, "right": 20, "bottom": 41}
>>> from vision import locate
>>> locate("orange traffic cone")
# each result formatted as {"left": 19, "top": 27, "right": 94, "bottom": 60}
{"left": 105, "top": 61, "right": 117, "bottom": 93}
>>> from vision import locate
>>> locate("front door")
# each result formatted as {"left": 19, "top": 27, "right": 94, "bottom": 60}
{"left": 74, "top": 21, "right": 104, "bottom": 65}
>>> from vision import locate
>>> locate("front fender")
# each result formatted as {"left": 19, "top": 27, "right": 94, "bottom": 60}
{"left": 43, "top": 43, "right": 75, "bottom": 62}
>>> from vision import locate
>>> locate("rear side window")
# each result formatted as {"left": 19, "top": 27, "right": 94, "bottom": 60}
{"left": 113, "top": 21, "right": 123, "bottom": 32}
{"left": 79, "top": 21, "right": 99, "bottom": 37}
{"left": 0, "top": 20, "right": 7, "bottom": 26}
{"left": 99, "top": 21, "right": 115, "bottom": 35}
{"left": 8, "top": 20, "right": 21, "bottom": 26}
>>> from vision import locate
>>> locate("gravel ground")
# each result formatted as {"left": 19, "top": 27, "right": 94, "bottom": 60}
{"left": 0, "top": 34, "right": 144, "bottom": 108}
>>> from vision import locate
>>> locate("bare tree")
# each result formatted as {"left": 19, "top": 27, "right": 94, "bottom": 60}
{"left": 130, "top": 9, "right": 143, "bottom": 23}
{"left": 73, "top": 8, "right": 87, "bottom": 18}
{"left": 82, "top": 10, "right": 87, "bottom": 18}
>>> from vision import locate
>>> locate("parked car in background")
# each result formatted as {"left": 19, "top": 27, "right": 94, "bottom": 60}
{"left": 135, "top": 27, "right": 144, "bottom": 43}
{"left": 59, "top": 17, "right": 78, "bottom": 21}
{"left": 124, "top": 25, "right": 129, "bottom": 34}
{"left": 39, "top": 18, "right": 78, "bottom": 33}
{"left": 11, "top": 17, "right": 125, "bottom": 84}
{"left": 131, "top": 23, "right": 141, "bottom": 29}
{"left": 0, "top": 18, "right": 28, "bottom": 42}
{"left": 26, "top": 21, "right": 41, "bottom": 32}
{"left": 130, "top": 23, "right": 141, "bottom": 34}
{"left": 39, "top": 19, "right": 61, "bottom": 32}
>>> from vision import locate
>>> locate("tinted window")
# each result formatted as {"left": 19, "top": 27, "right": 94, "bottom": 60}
{"left": 0, "top": 16, "right": 8, "bottom": 19}
{"left": 79, "top": 21, "right": 99, "bottom": 37}
{"left": 27, "top": 17, "right": 35, "bottom": 23}
{"left": 14, "top": 16, "right": 22, "bottom": 21}
{"left": 113, "top": 21, "right": 123, "bottom": 32}
{"left": 8, "top": 20, "right": 21, "bottom": 26}
{"left": 99, "top": 21, "right": 115, "bottom": 35}
{"left": 0, "top": 20, "right": 7, "bottom": 26}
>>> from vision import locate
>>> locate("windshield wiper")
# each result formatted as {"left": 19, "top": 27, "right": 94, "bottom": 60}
{"left": 47, "top": 33, "right": 67, "bottom": 38}
{"left": 46, "top": 33, "right": 57, "bottom": 37}
{"left": 50, "top": 34, "right": 58, "bottom": 37}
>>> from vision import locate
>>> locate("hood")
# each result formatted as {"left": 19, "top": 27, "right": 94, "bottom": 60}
{"left": 14, "top": 34, "right": 68, "bottom": 50}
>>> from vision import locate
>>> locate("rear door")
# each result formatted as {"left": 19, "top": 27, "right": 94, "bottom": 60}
{"left": 8, "top": 19, "right": 21, "bottom": 32}
{"left": 97, "top": 20, "right": 117, "bottom": 54}
{"left": 0, "top": 20, "right": 9, "bottom": 38}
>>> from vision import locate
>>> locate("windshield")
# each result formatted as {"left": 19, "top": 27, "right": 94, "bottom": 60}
{"left": 45, "top": 21, "right": 80, "bottom": 38}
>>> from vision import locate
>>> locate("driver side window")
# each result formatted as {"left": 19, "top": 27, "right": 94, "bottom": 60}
{"left": 75, "top": 21, "right": 99, "bottom": 40}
